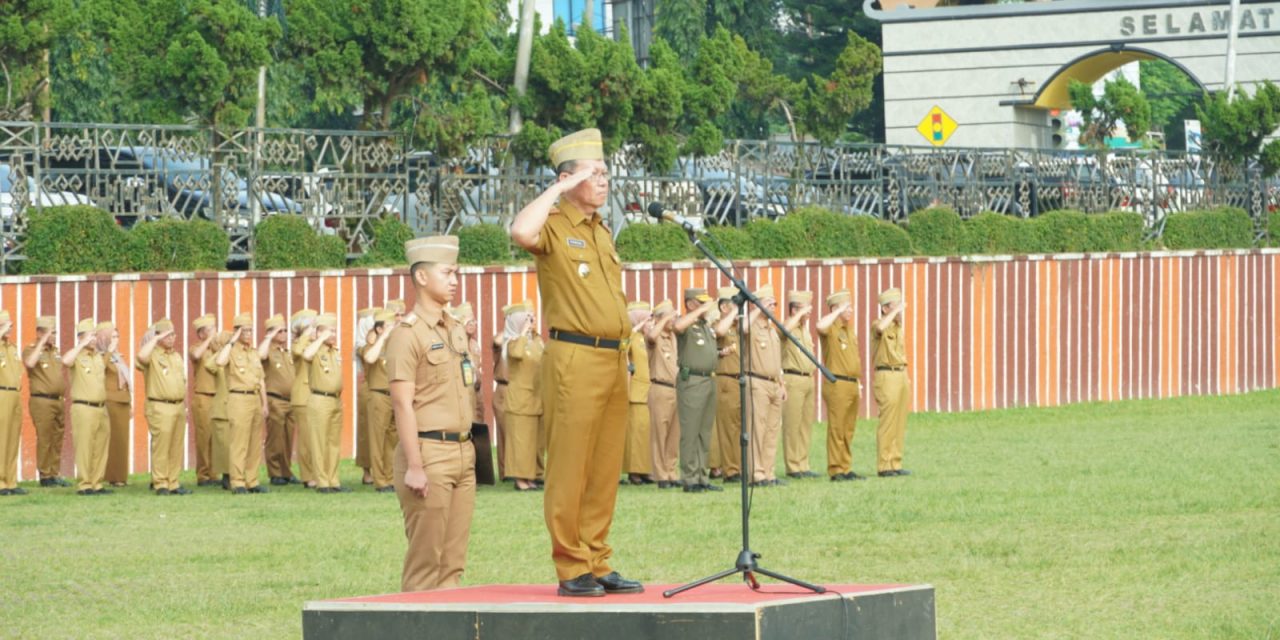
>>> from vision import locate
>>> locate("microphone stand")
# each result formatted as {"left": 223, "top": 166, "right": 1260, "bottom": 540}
{"left": 659, "top": 216, "right": 833, "bottom": 599}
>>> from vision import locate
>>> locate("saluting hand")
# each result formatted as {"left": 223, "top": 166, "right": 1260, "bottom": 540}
{"left": 558, "top": 166, "right": 596, "bottom": 192}
{"left": 404, "top": 467, "right": 429, "bottom": 498}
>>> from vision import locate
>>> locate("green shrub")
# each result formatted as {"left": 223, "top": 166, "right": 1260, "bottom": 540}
{"left": 745, "top": 217, "right": 805, "bottom": 259}
{"left": 1269, "top": 211, "right": 1279, "bottom": 247}
{"left": 780, "top": 207, "right": 851, "bottom": 258}
{"left": 906, "top": 207, "right": 966, "bottom": 256}
{"left": 614, "top": 222, "right": 691, "bottom": 262}
{"left": 864, "top": 218, "right": 914, "bottom": 256}
{"left": 458, "top": 223, "right": 511, "bottom": 265}
{"left": 23, "top": 205, "right": 133, "bottom": 274}
{"left": 1087, "top": 212, "right": 1146, "bottom": 252}
{"left": 1029, "top": 210, "right": 1091, "bottom": 253}
{"left": 254, "top": 215, "right": 346, "bottom": 270}
{"left": 1162, "top": 207, "right": 1255, "bottom": 250}
{"left": 130, "top": 218, "right": 229, "bottom": 271}
{"left": 960, "top": 211, "right": 1024, "bottom": 255}
{"left": 703, "top": 225, "right": 753, "bottom": 260}
{"left": 354, "top": 216, "right": 415, "bottom": 266}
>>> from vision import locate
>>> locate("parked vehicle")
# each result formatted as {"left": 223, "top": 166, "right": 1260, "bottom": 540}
{"left": 0, "top": 163, "right": 94, "bottom": 230}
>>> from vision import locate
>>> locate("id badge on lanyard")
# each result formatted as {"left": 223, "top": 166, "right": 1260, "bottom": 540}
{"left": 461, "top": 355, "right": 476, "bottom": 387}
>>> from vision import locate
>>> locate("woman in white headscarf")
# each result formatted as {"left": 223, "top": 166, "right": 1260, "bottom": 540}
{"left": 354, "top": 309, "right": 378, "bottom": 485}
{"left": 99, "top": 323, "right": 132, "bottom": 487}
{"left": 501, "top": 302, "right": 543, "bottom": 491}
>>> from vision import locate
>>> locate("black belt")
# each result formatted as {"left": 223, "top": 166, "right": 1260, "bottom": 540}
{"left": 418, "top": 430, "right": 472, "bottom": 443}
{"left": 0, "top": 386, "right": 17, "bottom": 392}
{"left": 73, "top": 400, "right": 105, "bottom": 408}
{"left": 312, "top": 390, "right": 339, "bottom": 398}
{"left": 650, "top": 379, "right": 675, "bottom": 389}
{"left": 195, "top": 391, "right": 215, "bottom": 397}
{"left": 876, "top": 366, "right": 907, "bottom": 372}
{"left": 229, "top": 389, "right": 259, "bottom": 395}
{"left": 371, "top": 388, "right": 390, "bottom": 396}
{"left": 833, "top": 374, "right": 860, "bottom": 384}
{"left": 550, "top": 329, "right": 627, "bottom": 351}
{"left": 783, "top": 369, "right": 813, "bottom": 377}
{"left": 747, "top": 372, "right": 778, "bottom": 383}
{"left": 267, "top": 392, "right": 290, "bottom": 401}
{"left": 495, "top": 380, "right": 508, "bottom": 386}
{"left": 31, "top": 393, "right": 62, "bottom": 401}
{"left": 684, "top": 369, "right": 714, "bottom": 378}
{"left": 148, "top": 397, "right": 183, "bottom": 405}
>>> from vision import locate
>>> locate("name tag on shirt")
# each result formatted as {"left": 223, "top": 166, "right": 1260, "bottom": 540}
{"left": 567, "top": 238, "right": 586, "bottom": 249}
{"left": 430, "top": 343, "right": 445, "bottom": 351}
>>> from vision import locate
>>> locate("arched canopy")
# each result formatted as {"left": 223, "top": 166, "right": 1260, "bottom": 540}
{"left": 1034, "top": 46, "right": 1206, "bottom": 109}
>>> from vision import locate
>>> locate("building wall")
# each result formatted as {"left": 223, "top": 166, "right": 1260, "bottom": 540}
{"left": 9, "top": 249, "right": 1279, "bottom": 480}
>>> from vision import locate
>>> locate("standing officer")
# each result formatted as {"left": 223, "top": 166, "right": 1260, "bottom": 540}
{"left": 360, "top": 309, "right": 397, "bottom": 492}
{"left": 189, "top": 315, "right": 219, "bottom": 486}
{"left": 207, "top": 327, "right": 234, "bottom": 490}
{"left": 387, "top": 235, "right": 477, "bottom": 592}
{"left": 622, "top": 301, "right": 653, "bottom": 485}
{"left": 510, "top": 128, "right": 643, "bottom": 597}
{"left": 872, "top": 288, "right": 911, "bottom": 477}
{"left": 137, "top": 319, "right": 191, "bottom": 495}
{"left": 745, "top": 285, "right": 787, "bottom": 488}
{"left": 817, "top": 292, "right": 864, "bottom": 482}
{"left": 500, "top": 302, "right": 543, "bottom": 492}
{"left": 713, "top": 287, "right": 742, "bottom": 484}
{"left": 304, "top": 313, "right": 346, "bottom": 493}
{"left": 0, "top": 311, "right": 24, "bottom": 496}
{"left": 646, "top": 300, "right": 679, "bottom": 489}
{"left": 101, "top": 322, "right": 132, "bottom": 488}
{"left": 24, "top": 316, "right": 70, "bottom": 487}
{"left": 491, "top": 304, "right": 514, "bottom": 481}
{"left": 64, "top": 318, "right": 110, "bottom": 495}
{"left": 781, "top": 292, "right": 819, "bottom": 480}
{"left": 290, "top": 309, "right": 318, "bottom": 487}
{"left": 451, "top": 302, "right": 494, "bottom": 485}
{"left": 355, "top": 307, "right": 378, "bottom": 486}
{"left": 673, "top": 288, "right": 725, "bottom": 493}
{"left": 211, "top": 313, "right": 268, "bottom": 494}
{"left": 259, "top": 314, "right": 299, "bottom": 485}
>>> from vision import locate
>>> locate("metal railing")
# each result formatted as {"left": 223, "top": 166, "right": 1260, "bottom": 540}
{"left": 2, "top": 121, "right": 1276, "bottom": 271}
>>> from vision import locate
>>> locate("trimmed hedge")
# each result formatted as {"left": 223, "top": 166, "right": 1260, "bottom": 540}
{"left": 458, "top": 223, "right": 513, "bottom": 265}
{"left": 704, "top": 225, "right": 753, "bottom": 260}
{"left": 24, "top": 206, "right": 133, "bottom": 274}
{"left": 745, "top": 217, "right": 804, "bottom": 259}
{"left": 1028, "top": 210, "right": 1091, "bottom": 253}
{"left": 959, "top": 212, "right": 1024, "bottom": 255}
{"left": 254, "top": 215, "right": 347, "bottom": 270}
{"left": 1162, "top": 207, "right": 1254, "bottom": 250}
{"left": 615, "top": 222, "right": 692, "bottom": 262}
{"left": 130, "top": 218, "right": 229, "bottom": 271}
{"left": 906, "top": 207, "right": 966, "bottom": 256}
{"left": 354, "top": 216, "right": 415, "bottom": 267}
{"left": 1086, "top": 212, "right": 1146, "bottom": 252}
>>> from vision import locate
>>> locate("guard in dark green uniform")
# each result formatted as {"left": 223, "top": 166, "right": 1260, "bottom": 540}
{"left": 674, "top": 288, "right": 733, "bottom": 493}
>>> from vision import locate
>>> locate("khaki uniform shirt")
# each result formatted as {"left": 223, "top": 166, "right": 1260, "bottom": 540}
{"left": 872, "top": 321, "right": 908, "bottom": 368}
{"left": 529, "top": 201, "right": 628, "bottom": 340}
{"left": 225, "top": 342, "right": 265, "bottom": 392}
{"left": 819, "top": 322, "right": 862, "bottom": 379}
{"left": 203, "top": 332, "right": 232, "bottom": 420}
{"left": 505, "top": 335, "right": 544, "bottom": 416}
{"left": 291, "top": 334, "right": 312, "bottom": 406}
{"left": 744, "top": 317, "right": 782, "bottom": 380}
{"left": 70, "top": 346, "right": 106, "bottom": 403}
{"left": 264, "top": 344, "right": 294, "bottom": 398}
{"left": 385, "top": 304, "right": 472, "bottom": 433}
{"left": 0, "top": 342, "right": 21, "bottom": 390}
{"left": 716, "top": 328, "right": 740, "bottom": 376}
{"left": 104, "top": 354, "right": 132, "bottom": 404}
{"left": 648, "top": 330, "right": 677, "bottom": 385}
{"left": 492, "top": 338, "right": 509, "bottom": 383}
{"left": 306, "top": 343, "right": 343, "bottom": 395}
{"left": 627, "top": 329, "right": 650, "bottom": 403}
{"left": 191, "top": 339, "right": 218, "bottom": 395}
{"left": 24, "top": 343, "right": 65, "bottom": 397}
{"left": 781, "top": 328, "right": 817, "bottom": 375}
{"left": 138, "top": 347, "right": 187, "bottom": 401}
{"left": 362, "top": 343, "right": 391, "bottom": 392}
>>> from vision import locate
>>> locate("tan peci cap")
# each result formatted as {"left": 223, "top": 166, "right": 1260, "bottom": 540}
{"left": 548, "top": 128, "right": 604, "bottom": 167}
{"left": 503, "top": 301, "right": 532, "bottom": 315}
{"left": 385, "top": 299, "right": 405, "bottom": 313}
{"left": 787, "top": 291, "right": 813, "bottom": 305}
{"left": 232, "top": 313, "right": 252, "bottom": 328}
{"left": 76, "top": 318, "right": 96, "bottom": 334}
{"left": 753, "top": 284, "right": 775, "bottom": 301}
{"left": 879, "top": 288, "right": 903, "bottom": 305}
{"left": 152, "top": 319, "right": 174, "bottom": 333}
{"left": 449, "top": 302, "right": 474, "bottom": 321}
{"left": 193, "top": 314, "right": 216, "bottom": 331}
{"left": 0, "top": 311, "right": 9, "bottom": 324}
{"left": 405, "top": 236, "right": 459, "bottom": 266}
{"left": 290, "top": 309, "right": 317, "bottom": 324}
{"left": 684, "top": 287, "right": 712, "bottom": 303}
{"left": 826, "top": 291, "right": 851, "bottom": 307}
{"left": 316, "top": 313, "right": 337, "bottom": 329}
{"left": 264, "top": 314, "right": 285, "bottom": 331}
{"left": 653, "top": 299, "right": 674, "bottom": 315}
{"left": 717, "top": 286, "right": 739, "bottom": 301}
{"left": 627, "top": 301, "right": 652, "bottom": 312}
{"left": 374, "top": 309, "right": 397, "bottom": 324}
{"left": 36, "top": 316, "right": 56, "bottom": 330}
{"left": 357, "top": 307, "right": 378, "bottom": 319}
{"left": 95, "top": 321, "right": 114, "bottom": 331}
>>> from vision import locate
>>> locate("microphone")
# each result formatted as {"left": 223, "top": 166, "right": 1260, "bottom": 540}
{"left": 647, "top": 202, "right": 697, "bottom": 232}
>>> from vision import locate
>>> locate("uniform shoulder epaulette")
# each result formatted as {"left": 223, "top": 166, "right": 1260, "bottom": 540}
{"left": 399, "top": 313, "right": 419, "bottom": 327}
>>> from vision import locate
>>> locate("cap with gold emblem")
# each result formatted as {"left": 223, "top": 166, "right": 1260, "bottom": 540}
{"left": 76, "top": 318, "right": 96, "bottom": 334}
{"left": 548, "top": 128, "right": 605, "bottom": 167}
{"left": 374, "top": 309, "right": 397, "bottom": 324}
{"left": 152, "top": 319, "right": 174, "bottom": 333}
{"left": 36, "top": 316, "right": 56, "bottom": 330}
{"left": 826, "top": 291, "right": 851, "bottom": 307}
{"left": 787, "top": 291, "right": 813, "bottom": 305}
{"left": 879, "top": 288, "right": 903, "bottom": 305}
{"left": 316, "top": 313, "right": 337, "bottom": 329}
{"left": 405, "top": 236, "right": 459, "bottom": 266}
{"left": 684, "top": 287, "right": 712, "bottom": 303}
{"left": 264, "top": 314, "right": 285, "bottom": 331}
{"left": 753, "top": 284, "right": 775, "bottom": 301}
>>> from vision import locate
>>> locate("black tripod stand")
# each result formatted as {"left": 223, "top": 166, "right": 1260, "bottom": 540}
{"left": 653, "top": 207, "right": 833, "bottom": 598}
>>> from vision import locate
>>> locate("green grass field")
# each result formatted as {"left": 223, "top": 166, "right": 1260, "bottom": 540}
{"left": 3, "top": 390, "right": 1278, "bottom": 639}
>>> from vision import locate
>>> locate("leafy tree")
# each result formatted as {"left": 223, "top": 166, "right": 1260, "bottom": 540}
{"left": 0, "top": 0, "right": 69, "bottom": 119}
{"left": 48, "top": 0, "right": 121, "bottom": 123}
{"left": 1139, "top": 59, "right": 1203, "bottom": 150}
{"left": 654, "top": 0, "right": 707, "bottom": 64}
{"left": 795, "top": 32, "right": 880, "bottom": 144}
{"left": 1068, "top": 76, "right": 1152, "bottom": 148}
{"left": 1197, "top": 81, "right": 1280, "bottom": 177}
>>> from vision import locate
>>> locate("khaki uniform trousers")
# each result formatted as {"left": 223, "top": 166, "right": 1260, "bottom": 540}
{"left": 747, "top": 379, "right": 783, "bottom": 483}
{"left": 492, "top": 385, "right": 507, "bottom": 479}
{"left": 192, "top": 393, "right": 215, "bottom": 482}
{"left": 822, "top": 379, "right": 861, "bottom": 476}
{"left": 294, "top": 404, "right": 315, "bottom": 485}
{"left": 394, "top": 438, "right": 476, "bottom": 592}
{"left": 264, "top": 396, "right": 298, "bottom": 480}
{"left": 542, "top": 341, "right": 628, "bottom": 582}
{"left": 356, "top": 379, "right": 370, "bottom": 471}
{"left": 29, "top": 396, "right": 65, "bottom": 480}
{"left": 366, "top": 390, "right": 396, "bottom": 488}
{"left": 647, "top": 384, "right": 679, "bottom": 483}
{"left": 623, "top": 402, "right": 651, "bottom": 475}
{"left": 503, "top": 412, "right": 541, "bottom": 480}
{"left": 212, "top": 417, "right": 230, "bottom": 478}
{"left": 872, "top": 371, "right": 910, "bottom": 472}
{"left": 71, "top": 403, "right": 110, "bottom": 491}
{"left": 0, "top": 390, "right": 22, "bottom": 490}
{"left": 105, "top": 400, "right": 131, "bottom": 484}
{"left": 782, "top": 373, "right": 816, "bottom": 475}
{"left": 677, "top": 375, "right": 716, "bottom": 486}
{"left": 714, "top": 375, "right": 742, "bottom": 478}
{"left": 145, "top": 401, "right": 186, "bottom": 491}
{"left": 227, "top": 394, "right": 264, "bottom": 490}
{"left": 306, "top": 394, "right": 342, "bottom": 489}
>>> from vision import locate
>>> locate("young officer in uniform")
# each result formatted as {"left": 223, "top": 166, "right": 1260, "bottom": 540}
{"left": 361, "top": 309, "right": 397, "bottom": 492}
{"left": 211, "top": 313, "right": 268, "bottom": 494}
{"left": 64, "top": 318, "right": 110, "bottom": 495}
{"left": 673, "top": 288, "right": 730, "bottom": 493}
{"left": 622, "top": 301, "right": 653, "bottom": 485}
{"left": 101, "top": 322, "right": 131, "bottom": 488}
{"left": 304, "top": 313, "right": 345, "bottom": 492}
{"left": 388, "top": 235, "right": 477, "bottom": 592}
{"left": 24, "top": 316, "right": 70, "bottom": 487}
{"left": 745, "top": 285, "right": 787, "bottom": 488}
{"left": 817, "top": 291, "right": 865, "bottom": 481}
{"left": 510, "top": 127, "right": 643, "bottom": 597}
{"left": 872, "top": 288, "right": 911, "bottom": 477}
{"left": 259, "top": 314, "right": 299, "bottom": 485}
{"left": 646, "top": 300, "right": 679, "bottom": 489}
{"left": 189, "top": 315, "right": 219, "bottom": 486}
{"left": 712, "top": 287, "right": 742, "bottom": 483}
{"left": 290, "top": 309, "right": 318, "bottom": 487}
{"left": 137, "top": 319, "right": 191, "bottom": 495}
{"left": 781, "top": 291, "right": 819, "bottom": 480}
{"left": 0, "top": 311, "right": 24, "bottom": 496}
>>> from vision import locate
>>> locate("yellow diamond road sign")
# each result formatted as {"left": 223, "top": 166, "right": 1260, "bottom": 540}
{"left": 917, "top": 106, "right": 958, "bottom": 147}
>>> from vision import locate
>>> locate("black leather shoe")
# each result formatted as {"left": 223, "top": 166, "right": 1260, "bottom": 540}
{"left": 95, "top": 488, "right": 114, "bottom": 495}
{"left": 332, "top": 486, "right": 353, "bottom": 493}
{"left": 830, "top": 473, "right": 852, "bottom": 482}
{"left": 682, "top": 483, "right": 705, "bottom": 493}
{"left": 749, "top": 480, "right": 770, "bottom": 488}
{"left": 270, "top": 477, "right": 290, "bottom": 486}
{"left": 700, "top": 483, "right": 724, "bottom": 492}
{"left": 232, "top": 487, "right": 248, "bottom": 494}
{"left": 895, "top": 469, "right": 911, "bottom": 476}
{"left": 171, "top": 487, "right": 192, "bottom": 495}
{"left": 39, "top": 478, "right": 55, "bottom": 487}
{"left": 77, "top": 489, "right": 95, "bottom": 496}
{"left": 55, "top": 477, "right": 72, "bottom": 487}
{"left": 656, "top": 481, "right": 670, "bottom": 489}
{"left": 723, "top": 474, "right": 741, "bottom": 483}
{"left": 316, "top": 487, "right": 333, "bottom": 494}
{"left": 0, "top": 489, "right": 11, "bottom": 496}
{"left": 288, "top": 476, "right": 302, "bottom": 484}
{"left": 248, "top": 486, "right": 269, "bottom": 494}
{"left": 197, "top": 480, "right": 219, "bottom": 487}
{"left": 376, "top": 486, "right": 395, "bottom": 493}
{"left": 848, "top": 471, "right": 867, "bottom": 480}
{"left": 595, "top": 571, "right": 644, "bottom": 594}
{"left": 878, "top": 470, "right": 897, "bottom": 477}
{"left": 156, "top": 488, "right": 171, "bottom": 496}
{"left": 221, "top": 476, "right": 231, "bottom": 490}
{"left": 557, "top": 573, "right": 605, "bottom": 597}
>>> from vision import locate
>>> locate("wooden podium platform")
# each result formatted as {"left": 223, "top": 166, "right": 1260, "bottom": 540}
{"left": 303, "top": 582, "right": 936, "bottom": 640}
